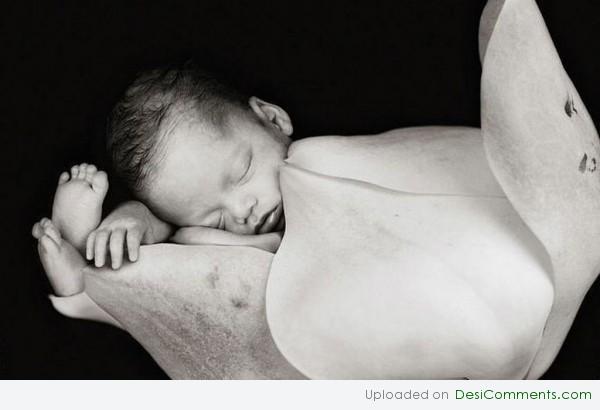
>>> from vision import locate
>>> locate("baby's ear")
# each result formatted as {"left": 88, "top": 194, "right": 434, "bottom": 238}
{"left": 249, "top": 96, "right": 293, "bottom": 136}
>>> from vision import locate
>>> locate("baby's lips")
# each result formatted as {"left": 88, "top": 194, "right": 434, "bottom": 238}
{"left": 258, "top": 203, "right": 283, "bottom": 234}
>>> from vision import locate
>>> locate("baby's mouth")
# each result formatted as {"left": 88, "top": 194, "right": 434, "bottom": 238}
{"left": 257, "top": 203, "right": 283, "bottom": 234}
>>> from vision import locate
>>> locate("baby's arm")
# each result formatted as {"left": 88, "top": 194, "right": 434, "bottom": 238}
{"left": 87, "top": 200, "right": 174, "bottom": 269}
{"left": 87, "top": 202, "right": 282, "bottom": 269}
{"left": 90, "top": 202, "right": 283, "bottom": 267}
{"left": 171, "top": 226, "right": 283, "bottom": 253}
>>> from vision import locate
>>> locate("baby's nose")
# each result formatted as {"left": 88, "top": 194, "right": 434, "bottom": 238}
{"left": 233, "top": 216, "right": 247, "bottom": 225}
{"left": 231, "top": 196, "right": 257, "bottom": 225}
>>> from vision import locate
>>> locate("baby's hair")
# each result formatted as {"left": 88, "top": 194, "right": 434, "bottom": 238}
{"left": 106, "top": 62, "right": 250, "bottom": 195}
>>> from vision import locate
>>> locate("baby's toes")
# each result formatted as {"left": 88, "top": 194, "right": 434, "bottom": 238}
{"left": 83, "top": 164, "right": 98, "bottom": 183}
{"left": 32, "top": 222, "right": 43, "bottom": 239}
{"left": 70, "top": 165, "right": 80, "bottom": 179}
{"left": 76, "top": 163, "right": 88, "bottom": 179}
{"left": 38, "top": 234, "right": 60, "bottom": 256}
{"left": 32, "top": 217, "right": 52, "bottom": 239}
{"left": 42, "top": 222, "right": 62, "bottom": 245}
{"left": 91, "top": 170, "right": 109, "bottom": 196}
{"left": 86, "top": 164, "right": 98, "bottom": 175}
{"left": 40, "top": 217, "right": 52, "bottom": 229}
{"left": 57, "top": 171, "right": 70, "bottom": 185}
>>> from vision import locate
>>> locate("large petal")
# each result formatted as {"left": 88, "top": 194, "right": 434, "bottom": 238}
{"left": 480, "top": 0, "right": 600, "bottom": 378}
{"left": 83, "top": 244, "right": 300, "bottom": 379}
{"left": 266, "top": 163, "right": 552, "bottom": 379}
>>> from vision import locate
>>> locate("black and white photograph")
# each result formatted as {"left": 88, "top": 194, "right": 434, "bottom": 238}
{"left": 3, "top": 0, "right": 600, "bottom": 390}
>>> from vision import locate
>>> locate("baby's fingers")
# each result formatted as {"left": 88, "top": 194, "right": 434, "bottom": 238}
{"left": 94, "top": 230, "right": 109, "bottom": 267}
{"left": 126, "top": 228, "right": 141, "bottom": 262}
{"left": 86, "top": 231, "right": 97, "bottom": 261}
{"left": 109, "top": 228, "right": 125, "bottom": 270}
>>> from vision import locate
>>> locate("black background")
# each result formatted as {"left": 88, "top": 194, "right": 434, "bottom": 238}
{"left": 2, "top": 0, "right": 600, "bottom": 379}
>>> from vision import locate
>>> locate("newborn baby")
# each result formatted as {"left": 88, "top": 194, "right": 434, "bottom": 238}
{"left": 31, "top": 0, "right": 600, "bottom": 379}
{"left": 32, "top": 66, "right": 293, "bottom": 297}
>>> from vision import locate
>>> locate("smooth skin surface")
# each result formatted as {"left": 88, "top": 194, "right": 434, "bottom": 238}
{"left": 143, "top": 97, "right": 292, "bottom": 235}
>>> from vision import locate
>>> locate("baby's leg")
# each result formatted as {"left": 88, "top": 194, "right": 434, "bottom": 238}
{"left": 52, "top": 163, "right": 108, "bottom": 253}
{"left": 33, "top": 163, "right": 109, "bottom": 296}
{"left": 32, "top": 218, "right": 87, "bottom": 296}
{"left": 32, "top": 218, "right": 121, "bottom": 328}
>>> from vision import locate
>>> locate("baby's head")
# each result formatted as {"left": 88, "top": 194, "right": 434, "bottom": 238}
{"left": 107, "top": 65, "right": 293, "bottom": 234}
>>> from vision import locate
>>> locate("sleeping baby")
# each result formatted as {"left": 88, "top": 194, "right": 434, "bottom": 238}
{"left": 31, "top": 0, "right": 600, "bottom": 379}
{"left": 32, "top": 65, "right": 292, "bottom": 297}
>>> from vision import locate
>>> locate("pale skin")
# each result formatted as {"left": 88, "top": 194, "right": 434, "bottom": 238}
{"left": 34, "top": 97, "right": 292, "bottom": 288}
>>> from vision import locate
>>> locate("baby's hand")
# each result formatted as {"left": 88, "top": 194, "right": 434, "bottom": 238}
{"left": 86, "top": 204, "right": 150, "bottom": 269}
{"left": 171, "top": 226, "right": 283, "bottom": 253}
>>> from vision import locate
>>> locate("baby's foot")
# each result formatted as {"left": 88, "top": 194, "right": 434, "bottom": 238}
{"left": 52, "top": 163, "right": 108, "bottom": 253}
{"left": 32, "top": 218, "right": 86, "bottom": 296}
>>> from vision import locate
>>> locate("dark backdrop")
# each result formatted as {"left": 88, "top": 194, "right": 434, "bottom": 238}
{"left": 2, "top": 0, "right": 600, "bottom": 379}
